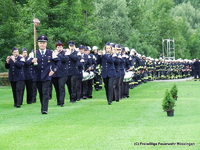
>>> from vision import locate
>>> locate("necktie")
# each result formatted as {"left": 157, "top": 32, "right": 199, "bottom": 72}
{"left": 41, "top": 51, "right": 44, "bottom": 56}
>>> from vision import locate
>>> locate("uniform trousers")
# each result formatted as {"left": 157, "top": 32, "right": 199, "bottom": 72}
{"left": 103, "top": 77, "right": 114, "bottom": 104}
{"left": 11, "top": 81, "right": 25, "bottom": 107}
{"left": 37, "top": 81, "right": 50, "bottom": 112}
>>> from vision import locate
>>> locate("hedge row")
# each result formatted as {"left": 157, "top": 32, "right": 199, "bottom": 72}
{"left": 0, "top": 73, "right": 9, "bottom": 86}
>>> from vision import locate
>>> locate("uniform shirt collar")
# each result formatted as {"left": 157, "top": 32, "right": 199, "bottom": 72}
{"left": 39, "top": 49, "right": 46, "bottom": 55}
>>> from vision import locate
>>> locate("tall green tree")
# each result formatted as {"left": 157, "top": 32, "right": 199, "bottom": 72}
{"left": 188, "top": 27, "right": 200, "bottom": 58}
{"left": 171, "top": 2, "right": 200, "bottom": 29}
{"left": 0, "top": 0, "right": 20, "bottom": 59}
{"left": 93, "top": 0, "right": 131, "bottom": 46}
{"left": 1, "top": 0, "right": 200, "bottom": 62}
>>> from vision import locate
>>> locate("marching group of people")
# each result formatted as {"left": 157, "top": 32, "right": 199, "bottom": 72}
{"left": 5, "top": 35, "right": 195, "bottom": 114}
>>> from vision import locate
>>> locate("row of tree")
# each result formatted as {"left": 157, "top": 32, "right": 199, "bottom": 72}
{"left": 0, "top": 0, "right": 200, "bottom": 72}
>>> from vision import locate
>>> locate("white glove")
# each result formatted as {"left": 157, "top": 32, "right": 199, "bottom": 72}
{"left": 20, "top": 57, "right": 25, "bottom": 62}
{"left": 93, "top": 55, "right": 96, "bottom": 60}
{"left": 80, "top": 59, "right": 85, "bottom": 62}
{"left": 118, "top": 55, "right": 122, "bottom": 58}
{"left": 122, "top": 54, "right": 126, "bottom": 58}
{"left": 29, "top": 52, "right": 34, "bottom": 58}
{"left": 52, "top": 51, "right": 58, "bottom": 59}
{"left": 98, "top": 52, "right": 102, "bottom": 55}
{"left": 10, "top": 56, "right": 15, "bottom": 62}
{"left": 77, "top": 52, "right": 81, "bottom": 56}
{"left": 112, "top": 53, "right": 117, "bottom": 57}
{"left": 65, "top": 51, "right": 70, "bottom": 55}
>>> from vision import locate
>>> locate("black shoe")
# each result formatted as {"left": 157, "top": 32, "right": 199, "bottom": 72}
{"left": 83, "top": 96, "right": 87, "bottom": 99}
{"left": 42, "top": 111, "right": 48, "bottom": 114}
{"left": 14, "top": 105, "right": 20, "bottom": 108}
{"left": 88, "top": 96, "right": 92, "bottom": 99}
{"left": 108, "top": 102, "right": 112, "bottom": 105}
{"left": 116, "top": 100, "right": 119, "bottom": 102}
{"left": 60, "top": 104, "right": 64, "bottom": 107}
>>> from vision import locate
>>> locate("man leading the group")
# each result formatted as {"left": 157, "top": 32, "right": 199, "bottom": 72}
{"left": 31, "top": 35, "right": 57, "bottom": 114}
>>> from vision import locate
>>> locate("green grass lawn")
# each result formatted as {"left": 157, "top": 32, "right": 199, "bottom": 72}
{"left": 0, "top": 81, "right": 200, "bottom": 150}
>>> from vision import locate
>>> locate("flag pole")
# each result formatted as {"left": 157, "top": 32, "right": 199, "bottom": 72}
{"left": 33, "top": 17, "right": 40, "bottom": 65}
